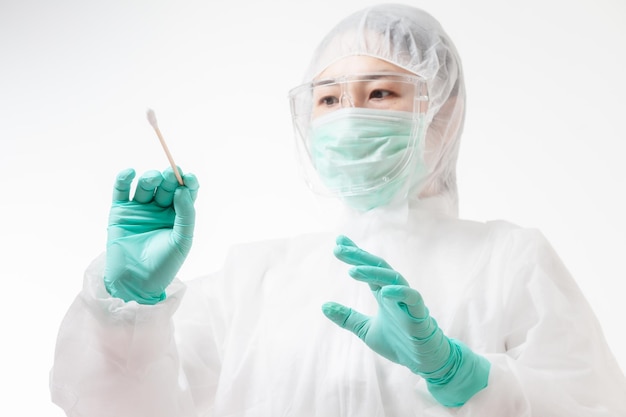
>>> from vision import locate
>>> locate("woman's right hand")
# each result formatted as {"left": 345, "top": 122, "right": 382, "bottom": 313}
{"left": 103, "top": 167, "right": 199, "bottom": 304}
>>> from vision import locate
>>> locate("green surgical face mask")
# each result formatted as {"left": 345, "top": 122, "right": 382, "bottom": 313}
{"left": 309, "top": 108, "right": 426, "bottom": 211}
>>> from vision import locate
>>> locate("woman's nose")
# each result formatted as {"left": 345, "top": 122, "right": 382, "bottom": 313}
{"left": 339, "top": 91, "right": 355, "bottom": 108}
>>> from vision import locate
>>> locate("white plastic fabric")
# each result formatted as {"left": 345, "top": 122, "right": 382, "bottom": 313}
{"left": 50, "top": 4, "right": 626, "bottom": 416}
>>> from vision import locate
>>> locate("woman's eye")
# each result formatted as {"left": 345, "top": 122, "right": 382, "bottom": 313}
{"left": 319, "top": 96, "right": 339, "bottom": 106}
{"left": 370, "top": 89, "right": 392, "bottom": 99}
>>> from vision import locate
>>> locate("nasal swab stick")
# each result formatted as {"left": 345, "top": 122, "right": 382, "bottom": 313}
{"left": 146, "top": 109, "right": 184, "bottom": 185}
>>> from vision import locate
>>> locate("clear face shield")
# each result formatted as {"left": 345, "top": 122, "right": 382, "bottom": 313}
{"left": 288, "top": 72, "right": 429, "bottom": 206}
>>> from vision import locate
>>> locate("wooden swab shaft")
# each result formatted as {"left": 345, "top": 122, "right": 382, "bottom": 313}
{"left": 146, "top": 109, "right": 184, "bottom": 185}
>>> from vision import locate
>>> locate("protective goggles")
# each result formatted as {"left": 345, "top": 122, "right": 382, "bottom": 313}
{"left": 289, "top": 72, "right": 428, "bottom": 130}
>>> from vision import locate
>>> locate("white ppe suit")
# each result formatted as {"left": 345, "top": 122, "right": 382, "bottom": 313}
{"left": 50, "top": 4, "right": 626, "bottom": 416}
{"left": 50, "top": 200, "right": 626, "bottom": 416}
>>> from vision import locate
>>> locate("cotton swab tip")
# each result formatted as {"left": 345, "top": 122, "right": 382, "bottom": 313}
{"left": 146, "top": 108, "right": 158, "bottom": 128}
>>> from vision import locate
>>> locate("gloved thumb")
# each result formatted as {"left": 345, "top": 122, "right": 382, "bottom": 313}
{"left": 181, "top": 172, "right": 200, "bottom": 202}
{"left": 172, "top": 172, "right": 199, "bottom": 236}
{"left": 322, "top": 302, "right": 371, "bottom": 340}
{"left": 172, "top": 187, "right": 196, "bottom": 252}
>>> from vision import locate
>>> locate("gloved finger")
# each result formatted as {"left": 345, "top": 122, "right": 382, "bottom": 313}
{"left": 132, "top": 170, "right": 163, "bottom": 204}
{"left": 322, "top": 302, "right": 372, "bottom": 340}
{"left": 348, "top": 265, "right": 409, "bottom": 291}
{"left": 335, "top": 234, "right": 358, "bottom": 247}
{"left": 171, "top": 186, "right": 196, "bottom": 254}
{"left": 182, "top": 172, "right": 199, "bottom": 202}
{"left": 334, "top": 237, "right": 392, "bottom": 269}
{"left": 112, "top": 168, "right": 136, "bottom": 203}
{"left": 380, "top": 285, "right": 429, "bottom": 320}
{"left": 154, "top": 167, "right": 180, "bottom": 207}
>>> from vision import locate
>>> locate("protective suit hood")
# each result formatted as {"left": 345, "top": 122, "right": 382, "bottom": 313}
{"left": 302, "top": 4, "right": 465, "bottom": 215}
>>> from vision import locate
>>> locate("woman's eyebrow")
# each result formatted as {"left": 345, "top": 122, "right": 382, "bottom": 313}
{"left": 314, "top": 74, "right": 395, "bottom": 86}
{"left": 313, "top": 79, "right": 336, "bottom": 87}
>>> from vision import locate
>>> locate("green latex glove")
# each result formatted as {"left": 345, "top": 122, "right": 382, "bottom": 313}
{"left": 322, "top": 235, "right": 490, "bottom": 407}
{"left": 104, "top": 167, "right": 199, "bottom": 305}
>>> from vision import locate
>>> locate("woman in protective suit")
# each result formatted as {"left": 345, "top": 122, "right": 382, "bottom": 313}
{"left": 50, "top": 4, "right": 626, "bottom": 416}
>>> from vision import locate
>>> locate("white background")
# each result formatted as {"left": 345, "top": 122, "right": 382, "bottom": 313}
{"left": 1, "top": 0, "right": 624, "bottom": 414}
